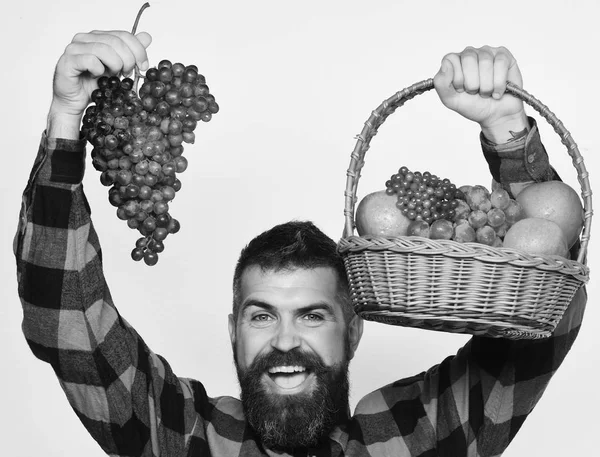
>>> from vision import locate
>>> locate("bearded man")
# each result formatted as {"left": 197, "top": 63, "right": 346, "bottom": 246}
{"left": 229, "top": 222, "right": 360, "bottom": 451}
{"left": 15, "top": 28, "right": 585, "bottom": 457}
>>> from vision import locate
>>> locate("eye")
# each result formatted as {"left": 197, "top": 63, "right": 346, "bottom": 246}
{"left": 303, "top": 313, "right": 324, "bottom": 321}
{"left": 251, "top": 313, "right": 273, "bottom": 322}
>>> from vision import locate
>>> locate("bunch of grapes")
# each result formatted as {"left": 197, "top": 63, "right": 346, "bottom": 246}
{"left": 451, "top": 185, "right": 525, "bottom": 247}
{"left": 385, "top": 166, "right": 464, "bottom": 224}
{"left": 82, "top": 60, "right": 219, "bottom": 265}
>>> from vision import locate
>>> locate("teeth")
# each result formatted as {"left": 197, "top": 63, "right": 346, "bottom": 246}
{"left": 268, "top": 365, "right": 306, "bottom": 374}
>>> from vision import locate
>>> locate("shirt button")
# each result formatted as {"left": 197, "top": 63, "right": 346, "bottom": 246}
{"left": 527, "top": 154, "right": 535, "bottom": 163}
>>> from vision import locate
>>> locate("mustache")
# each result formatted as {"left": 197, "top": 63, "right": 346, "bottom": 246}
{"left": 247, "top": 348, "right": 327, "bottom": 374}
{"left": 236, "top": 348, "right": 351, "bottom": 450}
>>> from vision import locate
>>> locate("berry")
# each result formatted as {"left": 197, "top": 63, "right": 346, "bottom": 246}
{"left": 385, "top": 169, "right": 524, "bottom": 248}
{"left": 448, "top": 183, "right": 523, "bottom": 245}
{"left": 386, "top": 167, "right": 462, "bottom": 222}
{"left": 81, "top": 53, "right": 219, "bottom": 265}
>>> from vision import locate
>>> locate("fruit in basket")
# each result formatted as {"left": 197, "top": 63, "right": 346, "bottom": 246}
{"left": 385, "top": 167, "right": 462, "bottom": 223}
{"left": 355, "top": 190, "right": 412, "bottom": 237}
{"left": 406, "top": 220, "right": 430, "bottom": 238}
{"left": 449, "top": 182, "right": 526, "bottom": 245}
{"left": 378, "top": 165, "right": 580, "bottom": 256}
{"left": 453, "top": 222, "right": 476, "bottom": 243}
{"left": 494, "top": 223, "right": 509, "bottom": 238}
{"left": 490, "top": 187, "right": 511, "bottom": 210}
{"left": 476, "top": 226, "right": 497, "bottom": 246}
{"left": 430, "top": 219, "right": 454, "bottom": 240}
{"left": 503, "top": 217, "right": 569, "bottom": 257}
{"left": 515, "top": 181, "right": 584, "bottom": 248}
{"left": 80, "top": 4, "right": 219, "bottom": 266}
{"left": 459, "top": 184, "right": 472, "bottom": 195}
{"left": 503, "top": 199, "right": 525, "bottom": 225}
{"left": 487, "top": 208, "right": 506, "bottom": 227}
{"left": 454, "top": 199, "right": 471, "bottom": 221}
{"left": 468, "top": 210, "right": 488, "bottom": 229}
{"left": 465, "top": 185, "right": 492, "bottom": 212}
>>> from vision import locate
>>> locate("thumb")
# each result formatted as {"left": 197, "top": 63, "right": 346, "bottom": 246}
{"left": 507, "top": 61, "right": 523, "bottom": 88}
{"left": 440, "top": 58, "right": 452, "bottom": 75}
{"left": 135, "top": 32, "right": 153, "bottom": 49}
{"left": 433, "top": 58, "right": 455, "bottom": 98}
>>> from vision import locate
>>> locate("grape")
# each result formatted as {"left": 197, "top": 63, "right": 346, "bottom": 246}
{"left": 430, "top": 219, "right": 453, "bottom": 240}
{"left": 386, "top": 166, "right": 463, "bottom": 222}
{"left": 144, "top": 250, "right": 159, "bottom": 266}
{"left": 155, "top": 213, "right": 170, "bottom": 227}
{"left": 387, "top": 170, "right": 525, "bottom": 248}
{"left": 487, "top": 208, "right": 506, "bottom": 227}
{"left": 468, "top": 210, "right": 488, "bottom": 229}
{"left": 172, "top": 62, "right": 185, "bottom": 76}
{"left": 494, "top": 223, "right": 509, "bottom": 238}
{"left": 131, "top": 247, "right": 145, "bottom": 261}
{"left": 448, "top": 183, "right": 523, "bottom": 246}
{"left": 476, "top": 226, "right": 497, "bottom": 246}
{"left": 148, "top": 239, "right": 165, "bottom": 253}
{"left": 453, "top": 222, "right": 476, "bottom": 243}
{"left": 504, "top": 199, "right": 525, "bottom": 225}
{"left": 490, "top": 188, "right": 511, "bottom": 210}
{"left": 81, "top": 64, "right": 219, "bottom": 266}
{"left": 154, "top": 227, "right": 168, "bottom": 241}
{"left": 167, "top": 218, "right": 181, "bottom": 234}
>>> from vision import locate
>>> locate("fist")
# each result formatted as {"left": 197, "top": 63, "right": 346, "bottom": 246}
{"left": 433, "top": 45, "right": 525, "bottom": 131}
{"left": 50, "top": 30, "right": 152, "bottom": 119}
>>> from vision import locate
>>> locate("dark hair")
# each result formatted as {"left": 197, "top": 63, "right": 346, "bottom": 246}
{"left": 232, "top": 220, "right": 352, "bottom": 323}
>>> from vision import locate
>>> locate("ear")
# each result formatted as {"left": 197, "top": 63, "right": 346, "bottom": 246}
{"left": 228, "top": 313, "right": 236, "bottom": 346}
{"left": 347, "top": 314, "right": 364, "bottom": 360}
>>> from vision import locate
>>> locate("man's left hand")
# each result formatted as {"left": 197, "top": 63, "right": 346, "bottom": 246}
{"left": 434, "top": 45, "right": 528, "bottom": 143}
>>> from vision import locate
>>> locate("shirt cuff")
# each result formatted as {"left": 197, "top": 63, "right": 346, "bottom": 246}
{"left": 480, "top": 117, "right": 553, "bottom": 185}
{"left": 37, "top": 130, "right": 87, "bottom": 185}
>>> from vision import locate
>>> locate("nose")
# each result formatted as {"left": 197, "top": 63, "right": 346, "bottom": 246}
{"left": 270, "top": 319, "right": 301, "bottom": 352}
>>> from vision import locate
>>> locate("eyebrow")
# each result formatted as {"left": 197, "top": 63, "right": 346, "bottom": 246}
{"left": 240, "top": 299, "right": 337, "bottom": 318}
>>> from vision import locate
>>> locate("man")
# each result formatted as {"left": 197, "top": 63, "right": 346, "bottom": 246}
{"left": 15, "top": 30, "right": 586, "bottom": 456}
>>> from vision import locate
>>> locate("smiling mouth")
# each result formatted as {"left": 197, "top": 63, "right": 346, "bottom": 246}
{"left": 266, "top": 365, "right": 314, "bottom": 392}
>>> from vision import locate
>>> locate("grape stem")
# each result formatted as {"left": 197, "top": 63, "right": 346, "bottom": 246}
{"left": 132, "top": 2, "right": 151, "bottom": 93}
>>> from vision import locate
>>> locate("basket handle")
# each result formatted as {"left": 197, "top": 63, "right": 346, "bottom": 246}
{"left": 342, "top": 79, "right": 593, "bottom": 265}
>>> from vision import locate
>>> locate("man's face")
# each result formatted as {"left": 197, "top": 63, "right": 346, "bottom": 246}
{"left": 228, "top": 266, "right": 362, "bottom": 450}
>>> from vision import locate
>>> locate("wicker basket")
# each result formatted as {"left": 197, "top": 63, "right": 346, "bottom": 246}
{"left": 337, "top": 79, "right": 592, "bottom": 339}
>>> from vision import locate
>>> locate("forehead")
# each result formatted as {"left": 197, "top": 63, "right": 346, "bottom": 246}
{"left": 239, "top": 266, "right": 342, "bottom": 310}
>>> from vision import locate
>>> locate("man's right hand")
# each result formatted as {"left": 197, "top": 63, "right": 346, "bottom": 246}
{"left": 47, "top": 30, "right": 152, "bottom": 139}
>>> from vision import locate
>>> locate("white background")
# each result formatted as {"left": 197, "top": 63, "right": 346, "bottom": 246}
{"left": 1, "top": 1, "right": 598, "bottom": 455}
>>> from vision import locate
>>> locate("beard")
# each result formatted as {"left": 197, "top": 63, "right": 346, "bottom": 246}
{"left": 234, "top": 346, "right": 350, "bottom": 452}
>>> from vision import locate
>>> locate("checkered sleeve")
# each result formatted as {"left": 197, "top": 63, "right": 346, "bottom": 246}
{"left": 352, "top": 287, "right": 586, "bottom": 457}
{"left": 436, "top": 286, "right": 586, "bottom": 456}
{"left": 481, "top": 117, "right": 558, "bottom": 196}
{"left": 350, "top": 122, "right": 587, "bottom": 456}
{"left": 15, "top": 133, "right": 210, "bottom": 457}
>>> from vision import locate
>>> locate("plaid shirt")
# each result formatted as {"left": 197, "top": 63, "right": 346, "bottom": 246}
{"left": 15, "top": 125, "right": 586, "bottom": 457}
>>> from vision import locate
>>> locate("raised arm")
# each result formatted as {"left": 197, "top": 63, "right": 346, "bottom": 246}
{"left": 430, "top": 45, "right": 586, "bottom": 453}
{"left": 433, "top": 45, "right": 555, "bottom": 196}
{"left": 351, "top": 46, "right": 586, "bottom": 457}
{"left": 15, "top": 31, "right": 209, "bottom": 456}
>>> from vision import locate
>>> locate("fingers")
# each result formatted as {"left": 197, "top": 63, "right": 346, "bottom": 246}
{"left": 90, "top": 30, "right": 152, "bottom": 69}
{"left": 69, "top": 54, "right": 107, "bottom": 78}
{"left": 439, "top": 46, "right": 519, "bottom": 99}
{"left": 490, "top": 50, "right": 511, "bottom": 99}
{"left": 460, "top": 47, "right": 482, "bottom": 95}
{"left": 64, "top": 41, "right": 128, "bottom": 76}
{"left": 67, "top": 30, "right": 152, "bottom": 76}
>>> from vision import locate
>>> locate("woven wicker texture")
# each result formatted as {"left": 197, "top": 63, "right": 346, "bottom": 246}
{"left": 338, "top": 79, "right": 592, "bottom": 339}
